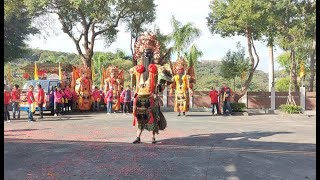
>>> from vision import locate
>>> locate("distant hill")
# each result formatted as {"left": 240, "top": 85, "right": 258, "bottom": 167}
{"left": 5, "top": 49, "right": 270, "bottom": 92}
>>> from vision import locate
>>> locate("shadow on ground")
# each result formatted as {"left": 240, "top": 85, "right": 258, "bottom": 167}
{"left": 4, "top": 131, "right": 316, "bottom": 180}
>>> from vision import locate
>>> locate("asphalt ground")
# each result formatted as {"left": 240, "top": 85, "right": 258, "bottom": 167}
{"left": 4, "top": 111, "right": 316, "bottom": 180}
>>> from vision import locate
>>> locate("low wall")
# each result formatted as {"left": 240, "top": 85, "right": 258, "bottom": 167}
{"left": 160, "top": 90, "right": 316, "bottom": 110}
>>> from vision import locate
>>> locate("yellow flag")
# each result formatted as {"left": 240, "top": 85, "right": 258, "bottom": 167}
{"left": 7, "top": 63, "right": 11, "bottom": 85}
{"left": 91, "top": 61, "right": 95, "bottom": 82}
{"left": 59, "top": 63, "right": 62, "bottom": 80}
{"left": 299, "top": 61, "right": 305, "bottom": 78}
{"left": 34, "top": 62, "right": 39, "bottom": 80}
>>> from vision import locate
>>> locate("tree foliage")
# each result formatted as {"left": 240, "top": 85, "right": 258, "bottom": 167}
{"left": 24, "top": 0, "right": 156, "bottom": 69}
{"left": 170, "top": 16, "right": 201, "bottom": 58}
{"left": 184, "top": 44, "right": 203, "bottom": 68}
{"left": 219, "top": 42, "right": 250, "bottom": 92}
{"left": 4, "top": 0, "right": 39, "bottom": 62}
{"left": 124, "top": 0, "right": 156, "bottom": 59}
{"left": 206, "top": 0, "right": 270, "bottom": 99}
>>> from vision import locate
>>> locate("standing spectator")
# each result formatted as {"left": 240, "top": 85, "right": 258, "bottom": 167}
{"left": 71, "top": 88, "right": 78, "bottom": 111}
{"left": 4, "top": 85, "right": 11, "bottom": 122}
{"left": 37, "top": 84, "right": 45, "bottom": 119}
{"left": 92, "top": 86, "right": 101, "bottom": 111}
{"left": 220, "top": 83, "right": 233, "bottom": 116}
{"left": 131, "top": 86, "right": 135, "bottom": 112}
{"left": 60, "top": 87, "right": 65, "bottom": 113}
{"left": 104, "top": 87, "right": 114, "bottom": 114}
{"left": 26, "top": 85, "right": 35, "bottom": 122}
{"left": 209, "top": 86, "right": 221, "bottom": 115}
{"left": 119, "top": 87, "right": 125, "bottom": 113}
{"left": 64, "top": 85, "right": 73, "bottom": 112}
{"left": 11, "top": 84, "right": 20, "bottom": 119}
{"left": 54, "top": 87, "right": 64, "bottom": 116}
{"left": 123, "top": 85, "right": 132, "bottom": 114}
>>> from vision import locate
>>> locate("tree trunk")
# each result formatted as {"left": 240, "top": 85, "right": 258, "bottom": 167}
{"left": 130, "top": 33, "right": 135, "bottom": 65}
{"left": 268, "top": 45, "right": 274, "bottom": 92}
{"left": 290, "top": 49, "right": 299, "bottom": 92}
{"left": 236, "top": 29, "right": 260, "bottom": 101}
{"left": 233, "top": 77, "right": 236, "bottom": 92}
{"left": 308, "top": 32, "right": 316, "bottom": 92}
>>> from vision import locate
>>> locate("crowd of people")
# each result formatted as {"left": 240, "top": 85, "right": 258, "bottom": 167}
{"left": 4, "top": 82, "right": 233, "bottom": 122}
{"left": 4, "top": 83, "right": 135, "bottom": 122}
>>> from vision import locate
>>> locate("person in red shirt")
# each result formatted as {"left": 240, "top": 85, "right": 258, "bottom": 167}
{"left": 4, "top": 85, "right": 12, "bottom": 122}
{"left": 26, "top": 85, "right": 35, "bottom": 122}
{"left": 64, "top": 85, "right": 73, "bottom": 112}
{"left": 209, "top": 86, "right": 221, "bottom": 115}
{"left": 119, "top": 87, "right": 125, "bottom": 113}
{"left": 11, "top": 84, "right": 21, "bottom": 119}
{"left": 37, "top": 84, "right": 45, "bottom": 119}
{"left": 92, "top": 86, "right": 101, "bottom": 111}
{"left": 104, "top": 87, "right": 114, "bottom": 114}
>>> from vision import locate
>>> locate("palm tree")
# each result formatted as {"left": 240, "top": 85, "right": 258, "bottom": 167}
{"left": 170, "top": 16, "right": 201, "bottom": 58}
{"left": 184, "top": 44, "right": 203, "bottom": 67}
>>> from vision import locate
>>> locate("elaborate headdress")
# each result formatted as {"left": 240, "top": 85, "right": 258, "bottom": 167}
{"left": 172, "top": 57, "right": 188, "bottom": 74}
{"left": 134, "top": 32, "right": 161, "bottom": 62}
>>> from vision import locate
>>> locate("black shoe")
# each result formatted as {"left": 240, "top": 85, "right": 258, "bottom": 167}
{"left": 133, "top": 137, "right": 141, "bottom": 144}
{"left": 177, "top": 113, "right": 181, "bottom": 116}
{"left": 183, "top": 112, "right": 186, "bottom": 116}
{"left": 152, "top": 138, "right": 156, "bottom": 144}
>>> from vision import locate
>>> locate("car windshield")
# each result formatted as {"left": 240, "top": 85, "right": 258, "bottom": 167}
{"left": 22, "top": 81, "right": 50, "bottom": 93}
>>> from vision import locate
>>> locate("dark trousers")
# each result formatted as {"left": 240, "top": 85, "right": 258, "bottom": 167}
{"left": 120, "top": 103, "right": 124, "bottom": 112}
{"left": 124, "top": 102, "right": 131, "bottom": 113}
{"left": 12, "top": 102, "right": 20, "bottom": 119}
{"left": 211, "top": 103, "right": 221, "bottom": 114}
{"left": 54, "top": 102, "right": 61, "bottom": 115}
{"left": 107, "top": 102, "right": 113, "bottom": 113}
{"left": 38, "top": 102, "right": 44, "bottom": 118}
{"left": 223, "top": 101, "right": 232, "bottom": 115}
{"left": 4, "top": 104, "right": 10, "bottom": 121}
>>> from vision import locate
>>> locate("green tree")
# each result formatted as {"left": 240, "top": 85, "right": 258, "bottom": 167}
{"left": 184, "top": 44, "right": 203, "bottom": 68}
{"left": 124, "top": 0, "right": 156, "bottom": 61}
{"left": 219, "top": 42, "right": 250, "bottom": 93}
{"left": 207, "top": 0, "right": 270, "bottom": 99}
{"left": 4, "top": 0, "right": 38, "bottom": 62}
{"left": 170, "top": 16, "right": 201, "bottom": 58}
{"left": 275, "top": 77, "right": 291, "bottom": 92}
{"left": 273, "top": 0, "right": 316, "bottom": 92}
{"left": 24, "top": 0, "right": 156, "bottom": 69}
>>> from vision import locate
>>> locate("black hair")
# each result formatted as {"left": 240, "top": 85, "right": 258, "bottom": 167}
{"left": 14, "top": 84, "right": 19, "bottom": 89}
{"left": 37, "top": 84, "right": 41, "bottom": 88}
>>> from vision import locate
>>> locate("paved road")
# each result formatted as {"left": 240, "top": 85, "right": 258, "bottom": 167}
{"left": 4, "top": 112, "right": 316, "bottom": 180}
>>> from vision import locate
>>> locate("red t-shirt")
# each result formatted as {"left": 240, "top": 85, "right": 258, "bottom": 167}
{"left": 11, "top": 89, "right": 20, "bottom": 102}
{"left": 37, "top": 88, "right": 45, "bottom": 103}
{"left": 209, "top": 90, "right": 219, "bottom": 103}
{"left": 4, "top": 91, "right": 11, "bottom": 105}
{"left": 92, "top": 90, "right": 101, "bottom": 101}
{"left": 27, "top": 91, "right": 35, "bottom": 104}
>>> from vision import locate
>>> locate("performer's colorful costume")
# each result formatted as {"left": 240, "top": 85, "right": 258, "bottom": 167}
{"left": 72, "top": 67, "right": 93, "bottom": 111}
{"left": 170, "top": 57, "right": 195, "bottom": 114}
{"left": 130, "top": 32, "right": 173, "bottom": 133}
{"left": 101, "top": 66, "right": 124, "bottom": 111}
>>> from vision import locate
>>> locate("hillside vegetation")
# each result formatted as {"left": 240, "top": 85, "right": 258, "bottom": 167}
{"left": 5, "top": 48, "right": 269, "bottom": 92}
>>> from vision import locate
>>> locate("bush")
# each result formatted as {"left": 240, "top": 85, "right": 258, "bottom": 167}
{"left": 279, "top": 104, "right": 302, "bottom": 114}
{"left": 230, "top": 102, "right": 246, "bottom": 112}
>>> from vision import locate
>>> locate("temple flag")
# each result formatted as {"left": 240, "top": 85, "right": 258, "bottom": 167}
{"left": 34, "top": 62, "right": 39, "bottom": 80}
{"left": 59, "top": 63, "right": 62, "bottom": 80}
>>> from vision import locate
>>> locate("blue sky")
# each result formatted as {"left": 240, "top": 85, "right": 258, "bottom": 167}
{"left": 27, "top": 0, "right": 281, "bottom": 73}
